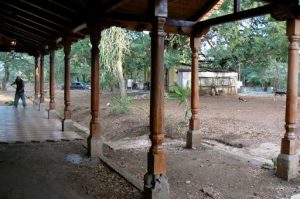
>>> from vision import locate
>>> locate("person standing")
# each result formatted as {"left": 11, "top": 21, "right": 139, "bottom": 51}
{"left": 11, "top": 76, "right": 26, "bottom": 108}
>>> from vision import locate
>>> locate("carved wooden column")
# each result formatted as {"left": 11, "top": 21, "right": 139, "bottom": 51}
{"left": 48, "top": 49, "right": 56, "bottom": 119}
{"left": 186, "top": 37, "right": 201, "bottom": 148}
{"left": 87, "top": 24, "right": 102, "bottom": 157}
{"left": 144, "top": 1, "right": 170, "bottom": 198}
{"left": 62, "top": 35, "right": 73, "bottom": 131}
{"left": 276, "top": 19, "right": 300, "bottom": 180}
{"left": 34, "top": 55, "right": 40, "bottom": 106}
{"left": 39, "top": 54, "right": 45, "bottom": 111}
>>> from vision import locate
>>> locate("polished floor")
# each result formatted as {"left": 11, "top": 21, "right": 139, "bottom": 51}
{"left": 0, "top": 106, "right": 82, "bottom": 143}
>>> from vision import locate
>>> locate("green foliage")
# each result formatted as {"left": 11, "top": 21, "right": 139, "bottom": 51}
{"left": 202, "top": 0, "right": 288, "bottom": 88}
{"left": 168, "top": 82, "right": 191, "bottom": 123}
{"left": 110, "top": 95, "right": 133, "bottom": 114}
{"left": 0, "top": 52, "right": 34, "bottom": 81}
{"left": 168, "top": 82, "right": 190, "bottom": 106}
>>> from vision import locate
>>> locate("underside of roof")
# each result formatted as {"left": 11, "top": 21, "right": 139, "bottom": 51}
{"left": 0, "top": 0, "right": 296, "bottom": 54}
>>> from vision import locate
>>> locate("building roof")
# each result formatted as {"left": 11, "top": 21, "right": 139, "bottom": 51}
{"left": 0, "top": 0, "right": 296, "bottom": 54}
{"left": 0, "top": 0, "right": 225, "bottom": 54}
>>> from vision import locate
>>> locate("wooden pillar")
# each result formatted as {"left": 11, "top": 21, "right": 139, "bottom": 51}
{"left": 34, "top": 55, "right": 40, "bottom": 104}
{"left": 186, "top": 37, "right": 201, "bottom": 148}
{"left": 276, "top": 19, "right": 300, "bottom": 180}
{"left": 39, "top": 54, "right": 45, "bottom": 104}
{"left": 87, "top": 24, "right": 102, "bottom": 157}
{"left": 144, "top": 1, "right": 170, "bottom": 198}
{"left": 48, "top": 49, "right": 56, "bottom": 119}
{"left": 62, "top": 35, "right": 73, "bottom": 131}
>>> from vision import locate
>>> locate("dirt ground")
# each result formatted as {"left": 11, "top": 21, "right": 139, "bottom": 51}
{"left": 1, "top": 85, "right": 300, "bottom": 198}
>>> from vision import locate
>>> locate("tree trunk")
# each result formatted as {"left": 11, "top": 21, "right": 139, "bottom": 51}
{"left": 1, "top": 65, "right": 9, "bottom": 91}
{"left": 165, "top": 68, "right": 169, "bottom": 92}
{"left": 116, "top": 60, "right": 126, "bottom": 97}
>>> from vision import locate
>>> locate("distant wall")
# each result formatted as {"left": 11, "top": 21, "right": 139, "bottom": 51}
{"left": 175, "top": 70, "right": 238, "bottom": 95}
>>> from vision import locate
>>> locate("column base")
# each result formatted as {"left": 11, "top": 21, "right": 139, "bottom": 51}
{"left": 186, "top": 129, "right": 202, "bottom": 149}
{"left": 276, "top": 154, "right": 299, "bottom": 180}
{"left": 48, "top": 109, "right": 57, "bottom": 119}
{"left": 33, "top": 99, "right": 39, "bottom": 109}
{"left": 62, "top": 119, "right": 73, "bottom": 131}
{"left": 144, "top": 173, "right": 170, "bottom": 199}
{"left": 87, "top": 136, "right": 103, "bottom": 157}
{"left": 39, "top": 102, "right": 46, "bottom": 111}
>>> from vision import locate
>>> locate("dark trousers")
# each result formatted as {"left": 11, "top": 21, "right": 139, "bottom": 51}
{"left": 14, "top": 92, "right": 26, "bottom": 107}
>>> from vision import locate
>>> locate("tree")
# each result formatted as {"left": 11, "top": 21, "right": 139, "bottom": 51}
{"left": 202, "top": 0, "right": 288, "bottom": 88}
{"left": 100, "top": 27, "right": 130, "bottom": 96}
{"left": 0, "top": 52, "right": 33, "bottom": 90}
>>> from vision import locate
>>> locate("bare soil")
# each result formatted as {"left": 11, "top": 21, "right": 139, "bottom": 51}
{"left": 1, "top": 86, "right": 300, "bottom": 198}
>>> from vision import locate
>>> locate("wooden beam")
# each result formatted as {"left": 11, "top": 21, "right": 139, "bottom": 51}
{"left": 166, "top": 19, "right": 195, "bottom": 27}
{"left": 0, "top": 27, "right": 40, "bottom": 46}
{"left": 19, "top": 0, "right": 73, "bottom": 22}
{"left": 234, "top": 0, "right": 241, "bottom": 13}
{"left": 15, "top": 14, "right": 59, "bottom": 32}
{"left": 47, "top": 0, "right": 78, "bottom": 14}
{"left": 194, "top": 4, "right": 272, "bottom": 32}
{"left": 0, "top": 24, "right": 46, "bottom": 42}
{"left": 2, "top": 1, "right": 64, "bottom": 28}
{"left": 0, "top": 15, "right": 52, "bottom": 36}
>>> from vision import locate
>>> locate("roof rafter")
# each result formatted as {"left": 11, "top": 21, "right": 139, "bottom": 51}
{"left": 19, "top": 0, "right": 73, "bottom": 22}
{"left": 0, "top": 15, "right": 53, "bottom": 36}
{"left": 0, "top": 22, "right": 48, "bottom": 41}
{"left": 2, "top": 1, "right": 64, "bottom": 28}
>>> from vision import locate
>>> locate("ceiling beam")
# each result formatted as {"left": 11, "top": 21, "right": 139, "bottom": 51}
{"left": 47, "top": 0, "right": 78, "bottom": 14}
{"left": 19, "top": 0, "right": 73, "bottom": 22}
{"left": 0, "top": 15, "right": 52, "bottom": 36}
{"left": 2, "top": 1, "right": 65, "bottom": 28}
{"left": 194, "top": 4, "right": 272, "bottom": 32}
{"left": 0, "top": 22, "right": 47, "bottom": 41}
{"left": 0, "top": 29, "right": 40, "bottom": 47}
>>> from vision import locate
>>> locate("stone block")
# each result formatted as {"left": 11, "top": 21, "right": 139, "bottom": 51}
{"left": 39, "top": 102, "right": 46, "bottom": 112}
{"left": 276, "top": 154, "right": 299, "bottom": 180}
{"left": 48, "top": 109, "right": 57, "bottom": 119}
{"left": 144, "top": 173, "right": 170, "bottom": 199}
{"left": 87, "top": 136, "right": 103, "bottom": 157}
{"left": 62, "top": 119, "right": 73, "bottom": 131}
{"left": 186, "top": 129, "right": 202, "bottom": 149}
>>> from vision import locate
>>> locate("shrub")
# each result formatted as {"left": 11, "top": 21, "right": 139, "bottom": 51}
{"left": 110, "top": 95, "right": 133, "bottom": 114}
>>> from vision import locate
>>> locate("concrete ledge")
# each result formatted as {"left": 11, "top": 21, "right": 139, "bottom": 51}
{"left": 186, "top": 129, "right": 202, "bottom": 149}
{"left": 276, "top": 154, "right": 299, "bottom": 180}
{"left": 99, "top": 154, "right": 144, "bottom": 192}
{"left": 62, "top": 119, "right": 74, "bottom": 131}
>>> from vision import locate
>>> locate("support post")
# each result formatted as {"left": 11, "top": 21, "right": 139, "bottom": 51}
{"left": 39, "top": 54, "right": 45, "bottom": 111}
{"left": 62, "top": 35, "right": 73, "bottom": 131}
{"left": 186, "top": 37, "right": 201, "bottom": 149}
{"left": 276, "top": 19, "right": 300, "bottom": 180}
{"left": 34, "top": 55, "right": 40, "bottom": 107}
{"left": 144, "top": 1, "right": 170, "bottom": 198}
{"left": 87, "top": 24, "right": 102, "bottom": 157}
{"left": 48, "top": 49, "right": 56, "bottom": 119}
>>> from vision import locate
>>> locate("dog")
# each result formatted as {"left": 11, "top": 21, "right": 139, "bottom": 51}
{"left": 274, "top": 91, "right": 286, "bottom": 96}
{"left": 238, "top": 96, "right": 247, "bottom": 102}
